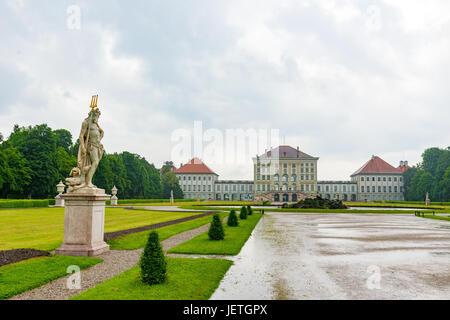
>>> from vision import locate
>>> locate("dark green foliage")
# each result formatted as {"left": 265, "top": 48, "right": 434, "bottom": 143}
{"left": 0, "top": 122, "right": 170, "bottom": 200}
{"left": 0, "top": 199, "right": 50, "bottom": 208}
{"left": 404, "top": 147, "right": 450, "bottom": 201}
{"left": 139, "top": 231, "right": 167, "bottom": 285}
{"left": 284, "top": 196, "right": 347, "bottom": 209}
{"left": 208, "top": 214, "right": 225, "bottom": 240}
{"left": 227, "top": 209, "right": 238, "bottom": 227}
{"left": 247, "top": 205, "right": 253, "bottom": 215}
{"left": 239, "top": 206, "right": 248, "bottom": 219}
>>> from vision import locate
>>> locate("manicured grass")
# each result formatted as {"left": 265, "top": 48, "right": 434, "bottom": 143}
{"left": 71, "top": 257, "right": 232, "bottom": 300}
{"left": 108, "top": 212, "right": 229, "bottom": 250}
{"left": 0, "top": 207, "right": 199, "bottom": 251}
{"left": 131, "top": 200, "right": 253, "bottom": 207}
{"left": 343, "top": 202, "right": 447, "bottom": 210}
{"left": 418, "top": 215, "right": 450, "bottom": 222}
{"left": 179, "top": 205, "right": 436, "bottom": 214}
{"left": 0, "top": 255, "right": 102, "bottom": 300}
{"left": 168, "top": 213, "right": 262, "bottom": 255}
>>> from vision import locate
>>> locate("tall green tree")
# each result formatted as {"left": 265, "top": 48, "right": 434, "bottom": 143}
{"left": 0, "top": 146, "right": 32, "bottom": 198}
{"left": 8, "top": 124, "right": 60, "bottom": 198}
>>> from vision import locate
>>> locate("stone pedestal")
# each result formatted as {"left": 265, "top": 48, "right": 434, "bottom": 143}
{"left": 110, "top": 195, "right": 118, "bottom": 206}
{"left": 54, "top": 195, "right": 65, "bottom": 207}
{"left": 55, "top": 189, "right": 110, "bottom": 257}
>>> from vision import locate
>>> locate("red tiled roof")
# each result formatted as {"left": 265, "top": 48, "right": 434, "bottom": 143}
{"left": 259, "top": 146, "right": 317, "bottom": 159}
{"left": 397, "top": 165, "right": 410, "bottom": 173}
{"left": 351, "top": 156, "right": 403, "bottom": 176}
{"left": 174, "top": 158, "right": 218, "bottom": 175}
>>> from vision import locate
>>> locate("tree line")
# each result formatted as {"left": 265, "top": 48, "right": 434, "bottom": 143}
{"left": 0, "top": 124, "right": 183, "bottom": 199}
{"left": 403, "top": 147, "right": 450, "bottom": 202}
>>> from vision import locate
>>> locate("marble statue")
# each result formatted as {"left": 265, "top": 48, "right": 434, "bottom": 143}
{"left": 66, "top": 95, "right": 104, "bottom": 192}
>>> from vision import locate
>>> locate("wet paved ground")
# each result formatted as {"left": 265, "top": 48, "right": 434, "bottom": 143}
{"left": 211, "top": 213, "right": 450, "bottom": 300}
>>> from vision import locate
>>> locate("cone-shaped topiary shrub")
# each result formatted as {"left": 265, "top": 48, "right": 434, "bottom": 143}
{"left": 139, "top": 231, "right": 167, "bottom": 285}
{"left": 247, "top": 205, "right": 253, "bottom": 215}
{"left": 208, "top": 214, "right": 225, "bottom": 240}
{"left": 227, "top": 209, "right": 239, "bottom": 227}
{"left": 239, "top": 206, "right": 248, "bottom": 219}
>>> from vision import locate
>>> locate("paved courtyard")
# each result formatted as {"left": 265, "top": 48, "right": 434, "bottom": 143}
{"left": 211, "top": 212, "right": 450, "bottom": 300}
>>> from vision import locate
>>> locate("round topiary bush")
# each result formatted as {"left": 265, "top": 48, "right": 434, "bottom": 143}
{"left": 247, "top": 205, "right": 253, "bottom": 215}
{"left": 139, "top": 231, "right": 167, "bottom": 285}
{"left": 208, "top": 214, "right": 225, "bottom": 240}
{"left": 239, "top": 206, "right": 248, "bottom": 219}
{"left": 227, "top": 209, "right": 239, "bottom": 227}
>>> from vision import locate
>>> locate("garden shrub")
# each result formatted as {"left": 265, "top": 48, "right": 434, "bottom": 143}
{"left": 139, "top": 231, "right": 167, "bottom": 285}
{"left": 208, "top": 214, "right": 225, "bottom": 240}
{"left": 247, "top": 205, "right": 253, "bottom": 215}
{"left": 227, "top": 209, "right": 238, "bottom": 227}
{"left": 239, "top": 206, "right": 248, "bottom": 219}
{"left": 0, "top": 199, "right": 50, "bottom": 208}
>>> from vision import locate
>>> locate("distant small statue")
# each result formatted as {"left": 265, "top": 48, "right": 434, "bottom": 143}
{"left": 66, "top": 95, "right": 104, "bottom": 192}
{"left": 170, "top": 190, "right": 174, "bottom": 204}
{"left": 425, "top": 192, "right": 430, "bottom": 206}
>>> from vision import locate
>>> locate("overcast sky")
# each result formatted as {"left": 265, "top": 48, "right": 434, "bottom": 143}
{"left": 1, "top": 0, "right": 449, "bottom": 181}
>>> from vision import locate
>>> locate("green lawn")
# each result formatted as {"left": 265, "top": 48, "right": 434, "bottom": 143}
{"left": 0, "top": 255, "right": 102, "bottom": 300}
{"left": 71, "top": 257, "right": 232, "bottom": 300}
{"left": 168, "top": 213, "right": 262, "bottom": 255}
{"left": 0, "top": 207, "right": 200, "bottom": 251}
{"left": 417, "top": 215, "right": 450, "bottom": 222}
{"left": 109, "top": 212, "right": 228, "bottom": 250}
{"left": 179, "top": 205, "right": 443, "bottom": 214}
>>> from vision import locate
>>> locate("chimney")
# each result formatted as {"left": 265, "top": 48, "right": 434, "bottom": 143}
{"left": 400, "top": 161, "right": 404, "bottom": 167}
{"left": 405, "top": 160, "right": 408, "bottom": 166}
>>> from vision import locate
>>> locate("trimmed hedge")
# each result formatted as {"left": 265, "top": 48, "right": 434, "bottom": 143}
{"left": 374, "top": 200, "right": 450, "bottom": 206}
{"left": 208, "top": 214, "right": 225, "bottom": 240}
{"left": 139, "top": 231, "right": 167, "bottom": 285}
{"left": 106, "top": 199, "right": 198, "bottom": 205}
{"left": 227, "top": 209, "right": 238, "bottom": 227}
{"left": 0, "top": 199, "right": 52, "bottom": 208}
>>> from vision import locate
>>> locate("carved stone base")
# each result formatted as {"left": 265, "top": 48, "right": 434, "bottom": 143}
{"left": 55, "top": 190, "right": 110, "bottom": 257}
{"left": 54, "top": 195, "right": 64, "bottom": 207}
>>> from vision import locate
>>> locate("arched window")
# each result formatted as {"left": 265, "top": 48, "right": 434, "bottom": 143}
{"left": 292, "top": 194, "right": 298, "bottom": 202}
{"left": 291, "top": 174, "right": 297, "bottom": 182}
{"left": 282, "top": 184, "right": 288, "bottom": 191}
{"left": 292, "top": 184, "right": 297, "bottom": 191}
{"left": 274, "top": 194, "right": 280, "bottom": 202}
{"left": 282, "top": 174, "right": 288, "bottom": 182}
{"left": 282, "top": 194, "right": 289, "bottom": 202}
{"left": 274, "top": 184, "right": 279, "bottom": 191}
{"left": 274, "top": 174, "right": 279, "bottom": 182}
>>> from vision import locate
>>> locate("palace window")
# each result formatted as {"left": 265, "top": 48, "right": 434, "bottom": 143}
{"left": 361, "top": 177, "right": 364, "bottom": 181}
{"left": 361, "top": 186, "right": 365, "bottom": 192}
{"left": 378, "top": 186, "right": 381, "bottom": 192}
{"left": 274, "top": 174, "right": 279, "bottom": 182}
{"left": 274, "top": 184, "right": 279, "bottom": 191}
{"left": 372, "top": 186, "right": 375, "bottom": 192}
{"left": 291, "top": 174, "right": 297, "bottom": 182}
{"left": 282, "top": 174, "right": 288, "bottom": 182}
{"left": 394, "top": 186, "right": 398, "bottom": 192}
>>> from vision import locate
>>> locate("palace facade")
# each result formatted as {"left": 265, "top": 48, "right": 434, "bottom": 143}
{"left": 174, "top": 147, "right": 409, "bottom": 203}
{"left": 252, "top": 146, "right": 319, "bottom": 203}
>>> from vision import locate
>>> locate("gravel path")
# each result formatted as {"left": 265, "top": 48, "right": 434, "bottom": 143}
{"left": 9, "top": 219, "right": 221, "bottom": 300}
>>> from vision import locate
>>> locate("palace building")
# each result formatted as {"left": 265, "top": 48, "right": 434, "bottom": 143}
{"left": 173, "top": 148, "right": 409, "bottom": 203}
{"left": 350, "top": 156, "right": 407, "bottom": 202}
{"left": 252, "top": 146, "right": 319, "bottom": 203}
{"left": 174, "top": 158, "right": 218, "bottom": 200}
